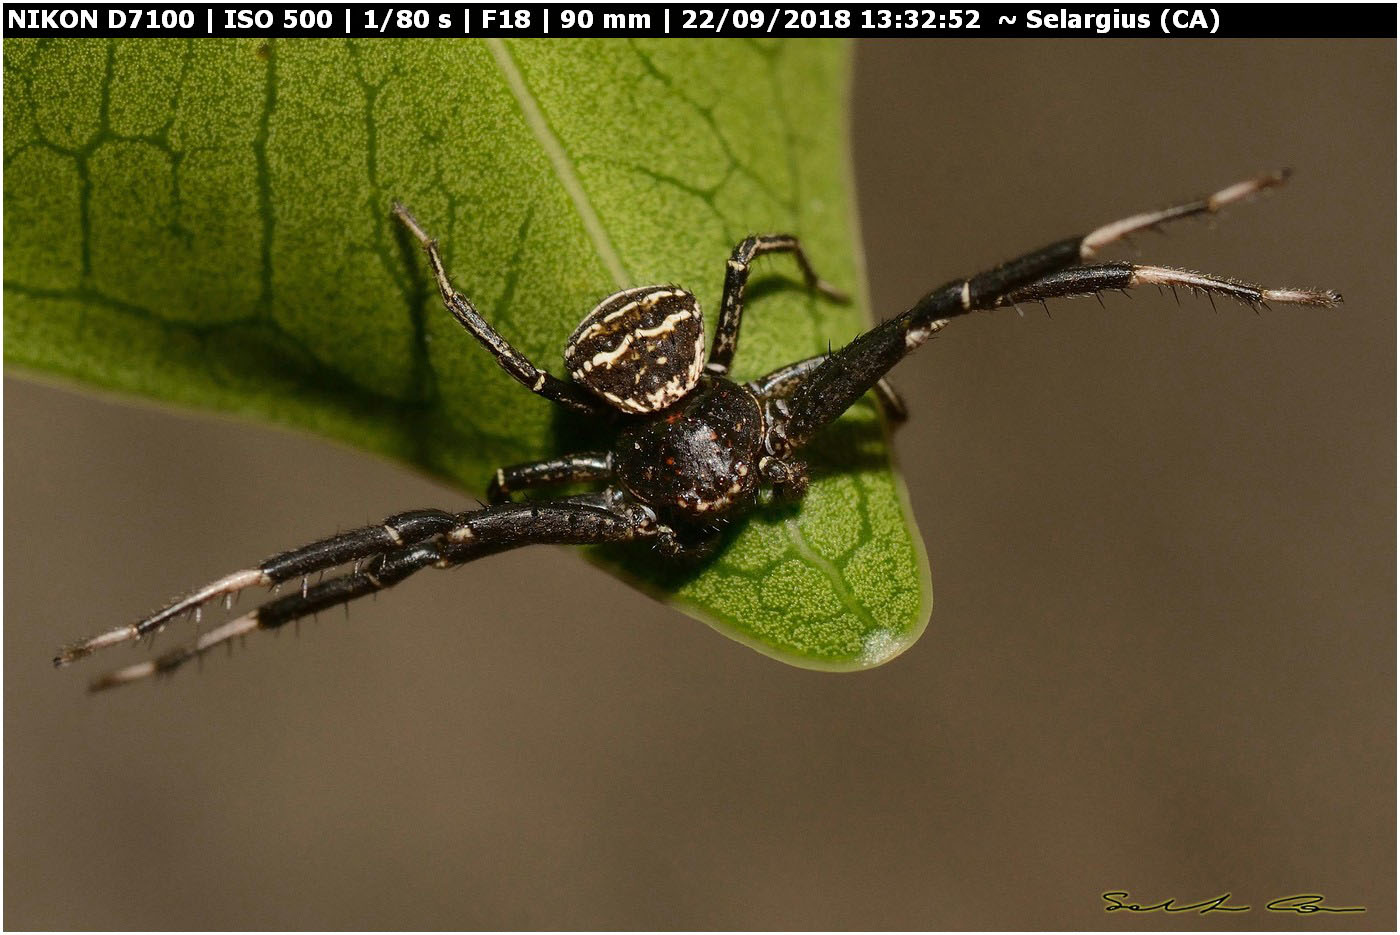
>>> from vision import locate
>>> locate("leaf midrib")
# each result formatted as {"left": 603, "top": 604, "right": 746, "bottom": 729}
{"left": 486, "top": 39, "right": 629, "bottom": 290}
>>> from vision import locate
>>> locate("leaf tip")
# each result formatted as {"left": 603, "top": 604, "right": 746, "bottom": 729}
{"left": 856, "top": 627, "right": 913, "bottom": 668}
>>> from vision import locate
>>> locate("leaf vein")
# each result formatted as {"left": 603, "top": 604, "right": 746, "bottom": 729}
{"left": 486, "top": 39, "right": 629, "bottom": 289}
{"left": 782, "top": 518, "right": 879, "bottom": 631}
{"left": 253, "top": 39, "right": 277, "bottom": 314}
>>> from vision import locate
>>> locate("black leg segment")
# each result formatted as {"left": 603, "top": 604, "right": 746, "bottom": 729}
{"left": 393, "top": 204, "right": 606, "bottom": 417}
{"left": 747, "top": 355, "right": 907, "bottom": 423}
{"left": 706, "top": 234, "right": 849, "bottom": 376}
{"left": 79, "top": 496, "right": 662, "bottom": 690}
{"left": 53, "top": 509, "right": 462, "bottom": 667}
{"left": 88, "top": 541, "right": 452, "bottom": 692}
{"left": 486, "top": 452, "right": 613, "bottom": 504}
{"left": 774, "top": 172, "right": 1339, "bottom": 453}
{"left": 1000, "top": 263, "right": 1341, "bottom": 311}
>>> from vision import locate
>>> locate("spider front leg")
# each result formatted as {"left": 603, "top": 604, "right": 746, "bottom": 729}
{"left": 706, "top": 234, "right": 850, "bottom": 376}
{"left": 67, "top": 495, "right": 662, "bottom": 691}
{"left": 393, "top": 203, "right": 606, "bottom": 418}
{"left": 747, "top": 355, "right": 908, "bottom": 423}
{"left": 996, "top": 263, "right": 1340, "bottom": 311}
{"left": 767, "top": 171, "right": 1339, "bottom": 455}
{"left": 53, "top": 508, "right": 461, "bottom": 666}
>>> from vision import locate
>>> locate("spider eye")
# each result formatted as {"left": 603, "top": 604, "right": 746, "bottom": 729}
{"left": 564, "top": 286, "right": 706, "bottom": 414}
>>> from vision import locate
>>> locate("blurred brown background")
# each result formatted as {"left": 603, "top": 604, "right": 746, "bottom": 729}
{"left": 6, "top": 40, "right": 1394, "bottom": 930}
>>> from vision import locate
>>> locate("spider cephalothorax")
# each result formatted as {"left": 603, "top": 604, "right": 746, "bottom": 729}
{"left": 614, "top": 374, "right": 765, "bottom": 522}
{"left": 55, "top": 171, "right": 1340, "bottom": 690}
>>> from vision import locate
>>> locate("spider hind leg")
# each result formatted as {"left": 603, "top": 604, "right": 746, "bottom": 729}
{"left": 707, "top": 234, "right": 849, "bottom": 377}
{"left": 392, "top": 203, "right": 605, "bottom": 417}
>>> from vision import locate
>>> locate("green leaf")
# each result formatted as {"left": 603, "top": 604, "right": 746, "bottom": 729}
{"left": 4, "top": 38, "right": 930, "bottom": 668}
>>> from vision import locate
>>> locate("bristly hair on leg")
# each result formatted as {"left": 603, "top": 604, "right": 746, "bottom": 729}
{"left": 1080, "top": 169, "right": 1293, "bottom": 258}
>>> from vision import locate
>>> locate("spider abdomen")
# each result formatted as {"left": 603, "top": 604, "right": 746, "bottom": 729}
{"left": 614, "top": 375, "right": 763, "bottom": 522}
{"left": 564, "top": 285, "right": 706, "bottom": 414}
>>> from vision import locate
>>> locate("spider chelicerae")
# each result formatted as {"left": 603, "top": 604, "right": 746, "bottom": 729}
{"left": 55, "top": 170, "right": 1340, "bottom": 690}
